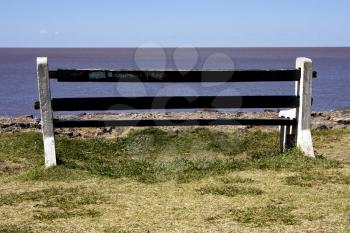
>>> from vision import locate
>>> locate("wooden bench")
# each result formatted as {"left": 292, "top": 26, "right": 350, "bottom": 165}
{"left": 35, "top": 57, "right": 316, "bottom": 167}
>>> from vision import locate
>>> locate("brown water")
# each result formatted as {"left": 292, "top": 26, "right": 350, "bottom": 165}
{"left": 0, "top": 48, "right": 349, "bottom": 116}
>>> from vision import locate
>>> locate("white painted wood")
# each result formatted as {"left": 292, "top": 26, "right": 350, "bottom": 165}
{"left": 279, "top": 109, "right": 296, "bottom": 119}
{"left": 37, "top": 57, "right": 57, "bottom": 167}
{"left": 295, "top": 57, "right": 315, "bottom": 157}
{"left": 279, "top": 109, "right": 296, "bottom": 152}
{"left": 279, "top": 125, "right": 287, "bottom": 152}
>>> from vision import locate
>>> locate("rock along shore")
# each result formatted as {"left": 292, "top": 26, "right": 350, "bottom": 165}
{"left": 0, "top": 109, "right": 349, "bottom": 138}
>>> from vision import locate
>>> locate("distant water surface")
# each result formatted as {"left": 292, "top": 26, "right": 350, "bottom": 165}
{"left": 0, "top": 48, "right": 349, "bottom": 116}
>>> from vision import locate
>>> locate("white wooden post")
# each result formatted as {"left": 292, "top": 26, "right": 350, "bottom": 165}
{"left": 37, "top": 57, "right": 57, "bottom": 167}
{"left": 295, "top": 57, "right": 315, "bottom": 157}
{"left": 279, "top": 58, "right": 315, "bottom": 157}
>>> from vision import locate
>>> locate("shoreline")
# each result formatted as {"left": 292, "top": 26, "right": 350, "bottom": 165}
{"left": 1, "top": 109, "right": 349, "bottom": 138}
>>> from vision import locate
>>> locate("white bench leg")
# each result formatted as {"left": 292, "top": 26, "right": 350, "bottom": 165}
{"left": 279, "top": 109, "right": 296, "bottom": 153}
{"left": 295, "top": 58, "right": 315, "bottom": 157}
{"left": 37, "top": 57, "right": 57, "bottom": 167}
{"left": 279, "top": 125, "right": 286, "bottom": 152}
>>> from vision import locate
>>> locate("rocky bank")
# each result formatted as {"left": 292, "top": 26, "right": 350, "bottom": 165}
{"left": 0, "top": 109, "right": 349, "bottom": 138}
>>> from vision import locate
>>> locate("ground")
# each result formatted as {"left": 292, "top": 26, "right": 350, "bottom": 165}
{"left": 0, "top": 127, "right": 349, "bottom": 233}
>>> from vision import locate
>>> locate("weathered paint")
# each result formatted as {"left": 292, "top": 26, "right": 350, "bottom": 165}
{"left": 295, "top": 57, "right": 315, "bottom": 157}
{"left": 279, "top": 58, "right": 314, "bottom": 157}
{"left": 44, "top": 137, "right": 56, "bottom": 166}
{"left": 51, "top": 69, "right": 301, "bottom": 82}
{"left": 88, "top": 71, "right": 106, "bottom": 80}
{"left": 37, "top": 57, "right": 57, "bottom": 167}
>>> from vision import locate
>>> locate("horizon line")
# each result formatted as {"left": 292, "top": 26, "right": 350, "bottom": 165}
{"left": 1, "top": 46, "right": 350, "bottom": 49}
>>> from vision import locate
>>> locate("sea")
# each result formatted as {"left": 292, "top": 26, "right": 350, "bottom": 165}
{"left": 0, "top": 48, "right": 349, "bottom": 116}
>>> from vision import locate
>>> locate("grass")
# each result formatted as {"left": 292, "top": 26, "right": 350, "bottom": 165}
{"left": 228, "top": 204, "right": 299, "bottom": 227}
{"left": 0, "top": 128, "right": 342, "bottom": 183}
{"left": 284, "top": 172, "right": 350, "bottom": 187}
{"left": 0, "top": 127, "right": 349, "bottom": 232}
{"left": 197, "top": 184, "right": 264, "bottom": 197}
{"left": 0, "top": 186, "right": 105, "bottom": 222}
{"left": 0, "top": 224, "right": 33, "bottom": 233}
{"left": 0, "top": 186, "right": 104, "bottom": 207}
{"left": 219, "top": 176, "right": 256, "bottom": 184}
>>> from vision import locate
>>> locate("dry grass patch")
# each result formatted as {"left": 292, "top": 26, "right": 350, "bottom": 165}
{"left": 218, "top": 176, "right": 256, "bottom": 184}
{"left": 0, "top": 224, "right": 33, "bottom": 233}
{"left": 313, "top": 128, "right": 350, "bottom": 162}
{"left": 285, "top": 172, "right": 350, "bottom": 187}
{"left": 197, "top": 184, "right": 264, "bottom": 197}
{"left": 228, "top": 204, "right": 299, "bottom": 227}
{"left": 0, "top": 128, "right": 349, "bottom": 232}
{"left": 0, "top": 186, "right": 106, "bottom": 221}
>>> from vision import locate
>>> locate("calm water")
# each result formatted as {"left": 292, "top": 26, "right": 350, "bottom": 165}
{"left": 0, "top": 48, "right": 349, "bottom": 116}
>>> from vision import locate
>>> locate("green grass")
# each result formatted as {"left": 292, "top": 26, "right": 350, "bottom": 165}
{"left": 0, "top": 127, "right": 349, "bottom": 232}
{"left": 228, "top": 204, "right": 299, "bottom": 227}
{"left": 0, "top": 128, "right": 343, "bottom": 183}
{"left": 285, "top": 172, "right": 350, "bottom": 187}
{"left": 33, "top": 208, "right": 101, "bottom": 221}
{"left": 218, "top": 176, "right": 256, "bottom": 184}
{"left": 0, "top": 224, "right": 33, "bottom": 233}
{"left": 198, "top": 184, "right": 264, "bottom": 197}
{"left": 0, "top": 186, "right": 104, "bottom": 207}
{"left": 0, "top": 186, "right": 105, "bottom": 222}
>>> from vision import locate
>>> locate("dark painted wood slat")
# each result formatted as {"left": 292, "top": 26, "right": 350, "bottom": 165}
{"left": 34, "top": 96, "right": 299, "bottom": 111}
{"left": 49, "top": 69, "right": 301, "bottom": 82}
{"left": 53, "top": 118, "right": 296, "bottom": 128}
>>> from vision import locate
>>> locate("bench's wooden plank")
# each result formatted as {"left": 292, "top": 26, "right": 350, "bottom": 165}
{"left": 49, "top": 69, "right": 301, "bottom": 82}
{"left": 34, "top": 96, "right": 299, "bottom": 111}
{"left": 53, "top": 118, "right": 296, "bottom": 128}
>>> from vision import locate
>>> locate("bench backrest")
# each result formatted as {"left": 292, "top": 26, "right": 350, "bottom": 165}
{"left": 35, "top": 57, "right": 316, "bottom": 167}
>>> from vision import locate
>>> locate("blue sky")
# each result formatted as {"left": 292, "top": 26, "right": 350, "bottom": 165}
{"left": 1, "top": 0, "right": 349, "bottom": 47}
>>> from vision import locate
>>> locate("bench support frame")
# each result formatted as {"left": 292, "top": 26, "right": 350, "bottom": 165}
{"left": 279, "top": 58, "right": 314, "bottom": 157}
{"left": 36, "top": 57, "right": 315, "bottom": 167}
